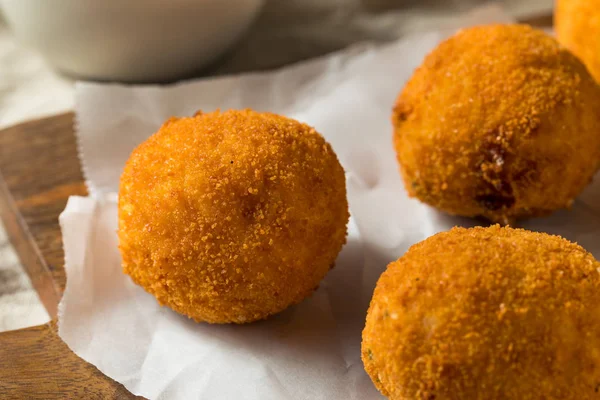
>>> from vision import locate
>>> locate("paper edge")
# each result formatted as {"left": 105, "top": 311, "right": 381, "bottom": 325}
{"left": 57, "top": 195, "right": 98, "bottom": 336}
{"left": 74, "top": 85, "right": 101, "bottom": 198}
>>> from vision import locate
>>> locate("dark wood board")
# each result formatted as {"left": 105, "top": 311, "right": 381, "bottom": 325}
{"left": 0, "top": 321, "right": 141, "bottom": 399}
{"left": 0, "top": 113, "right": 85, "bottom": 317}
{"left": 0, "top": 114, "right": 140, "bottom": 399}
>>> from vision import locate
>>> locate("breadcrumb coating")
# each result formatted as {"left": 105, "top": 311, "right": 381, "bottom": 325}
{"left": 118, "top": 109, "right": 349, "bottom": 323}
{"left": 556, "top": 0, "right": 600, "bottom": 83}
{"left": 362, "top": 225, "right": 600, "bottom": 400}
{"left": 393, "top": 24, "right": 600, "bottom": 224}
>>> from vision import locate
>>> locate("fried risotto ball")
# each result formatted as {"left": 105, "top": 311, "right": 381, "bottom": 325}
{"left": 393, "top": 24, "right": 600, "bottom": 224}
{"left": 362, "top": 225, "right": 600, "bottom": 400}
{"left": 118, "top": 109, "right": 349, "bottom": 324}
{"left": 556, "top": 0, "right": 600, "bottom": 83}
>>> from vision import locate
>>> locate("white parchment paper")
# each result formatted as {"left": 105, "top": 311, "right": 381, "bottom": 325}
{"left": 58, "top": 5, "right": 600, "bottom": 399}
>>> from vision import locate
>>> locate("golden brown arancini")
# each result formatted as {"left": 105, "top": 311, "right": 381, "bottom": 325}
{"left": 393, "top": 24, "right": 600, "bottom": 224}
{"left": 118, "top": 109, "right": 349, "bottom": 324}
{"left": 556, "top": 0, "right": 600, "bottom": 83}
{"left": 362, "top": 225, "right": 600, "bottom": 400}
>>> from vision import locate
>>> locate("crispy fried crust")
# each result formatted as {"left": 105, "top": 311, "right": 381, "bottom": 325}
{"left": 556, "top": 0, "right": 600, "bottom": 83}
{"left": 362, "top": 225, "right": 600, "bottom": 399}
{"left": 393, "top": 24, "right": 600, "bottom": 224}
{"left": 118, "top": 109, "right": 349, "bottom": 323}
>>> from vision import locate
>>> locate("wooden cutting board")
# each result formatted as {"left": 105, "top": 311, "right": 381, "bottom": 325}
{"left": 0, "top": 14, "right": 553, "bottom": 399}
{"left": 0, "top": 113, "right": 141, "bottom": 399}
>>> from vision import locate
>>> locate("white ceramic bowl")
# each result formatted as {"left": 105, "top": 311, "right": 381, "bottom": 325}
{"left": 0, "top": 0, "right": 264, "bottom": 82}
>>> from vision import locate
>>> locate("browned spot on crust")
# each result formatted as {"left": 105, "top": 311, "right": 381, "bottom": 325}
{"left": 476, "top": 137, "right": 515, "bottom": 212}
{"left": 393, "top": 101, "right": 412, "bottom": 124}
{"left": 475, "top": 192, "right": 515, "bottom": 211}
